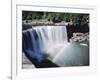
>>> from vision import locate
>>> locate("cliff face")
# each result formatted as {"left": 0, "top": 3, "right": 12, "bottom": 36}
{"left": 66, "top": 24, "right": 89, "bottom": 40}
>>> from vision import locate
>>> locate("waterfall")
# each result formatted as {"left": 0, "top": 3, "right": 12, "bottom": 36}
{"left": 23, "top": 25, "right": 68, "bottom": 62}
{"left": 32, "top": 26, "right": 68, "bottom": 56}
{"left": 23, "top": 25, "right": 89, "bottom": 66}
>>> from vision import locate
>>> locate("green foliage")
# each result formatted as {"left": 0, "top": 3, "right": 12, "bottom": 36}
{"left": 22, "top": 11, "right": 89, "bottom": 24}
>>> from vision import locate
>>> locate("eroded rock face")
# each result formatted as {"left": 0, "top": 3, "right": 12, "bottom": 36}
{"left": 22, "top": 52, "right": 35, "bottom": 69}
{"left": 70, "top": 32, "right": 89, "bottom": 43}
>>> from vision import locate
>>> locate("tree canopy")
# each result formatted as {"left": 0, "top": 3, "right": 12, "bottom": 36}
{"left": 22, "top": 11, "right": 89, "bottom": 24}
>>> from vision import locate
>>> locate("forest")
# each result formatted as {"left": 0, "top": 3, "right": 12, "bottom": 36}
{"left": 22, "top": 11, "right": 89, "bottom": 25}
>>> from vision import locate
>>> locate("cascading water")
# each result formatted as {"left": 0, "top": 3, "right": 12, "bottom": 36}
{"left": 33, "top": 26, "right": 68, "bottom": 57}
{"left": 23, "top": 25, "right": 68, "bottom": 62}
